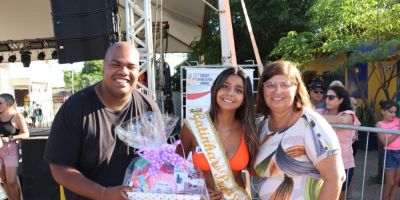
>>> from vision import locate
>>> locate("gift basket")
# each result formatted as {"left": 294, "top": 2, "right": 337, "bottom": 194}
{"left": 116, "top": 111, "right": 209, "bottom": 200}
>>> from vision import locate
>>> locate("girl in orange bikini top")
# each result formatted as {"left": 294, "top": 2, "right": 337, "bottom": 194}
{"left": 192, "top": 133, "right": 249, "bottom": 171}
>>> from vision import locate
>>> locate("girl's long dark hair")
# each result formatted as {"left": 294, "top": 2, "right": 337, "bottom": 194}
{"left": 328, "top": 86, "right": 352, "bottom": 112}
{"left": 209, "top": 67, "right": 259, "bottom": 166}
{"left": 379, "top": 100, "right": 397, "bottom": 111}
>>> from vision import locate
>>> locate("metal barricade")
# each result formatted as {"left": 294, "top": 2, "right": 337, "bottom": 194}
{"left": 330, "top": 124, "right": 400, "bottom": 200}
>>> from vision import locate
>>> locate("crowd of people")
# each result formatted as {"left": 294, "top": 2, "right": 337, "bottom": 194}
{"left": 22, "top": 102, "right": 43, "bottom": 128}
{"left": 1, "top": 42, "right": 399, "bottom": 200}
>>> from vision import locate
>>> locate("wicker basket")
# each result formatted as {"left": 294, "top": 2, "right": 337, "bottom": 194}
{"left": 128, "top": 192, "right": 202, "bottom": 200}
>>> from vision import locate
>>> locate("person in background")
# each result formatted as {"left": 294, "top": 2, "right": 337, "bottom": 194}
{"left": 255, "top": 61, "right": 345, "bottom": 200}
{"left": 0, "top": 93, "right": 30, "bottom": 200}
{"left": 308, "top": 77, "right": 326, "bottom": 109}
{"left": 329, "top": 80, "right": 345, "bottom": 88}
{"left": 29, "top": 102, "right": 36, "bottom": 128}
{"left": 177, "top": 67, "right": 259, "bottom": 200}
{"left": 328, "top": 80, "right": 360, "bottom": 156}
{"left": 44, "top": 42, "right": 159, "bottom": 200}
{"left": 22, "top": 106, "right": 33, "bottom": 128}
{"left": 34, "top": 104, "right": 43, "bottom": 128}
{"left": 376, "top": 100, "right": 400, "bottom": 200}
{"left": 316, "top": 86, "right": 361, "bottom": 200}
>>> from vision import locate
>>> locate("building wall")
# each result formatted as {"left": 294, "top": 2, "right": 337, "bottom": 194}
{"left": 0, "top": 64, "right": 15, "bottom": 95}
{"left": 305, "top": 54, "right": 347, "bottom": 75}
{"left": 304, "top": 55, "right": 399, "bottom": 121}
{"left": 366, "top": 60, "right": 398, "bottom": 119}
{"left": 0, "top": 61, "right": 63, "bottom": 127}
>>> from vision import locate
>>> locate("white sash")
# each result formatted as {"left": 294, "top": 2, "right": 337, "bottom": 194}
{"left": 186, "top": 111, "right": 250, "bottom": 200}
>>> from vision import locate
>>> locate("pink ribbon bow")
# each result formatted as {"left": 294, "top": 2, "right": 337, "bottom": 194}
{"left": 137, "top": 140, "right": 189, "bottom": 178}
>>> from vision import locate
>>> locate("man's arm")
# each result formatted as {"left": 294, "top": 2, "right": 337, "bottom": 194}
{"left": 50, "top": 164, "right": 131, "bottom": 200}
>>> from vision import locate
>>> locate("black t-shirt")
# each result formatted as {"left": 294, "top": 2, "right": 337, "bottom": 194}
{"left": 44, "top": 83, "right": 157, "bottom": 200}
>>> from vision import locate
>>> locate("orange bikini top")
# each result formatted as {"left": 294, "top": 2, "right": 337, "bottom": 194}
{"left": 192, "top": 133, "right": 249, "bottom": 171}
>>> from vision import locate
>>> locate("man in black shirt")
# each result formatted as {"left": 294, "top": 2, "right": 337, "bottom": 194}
{"left": 45, "top": 42, "right": 158, "bottom": 200}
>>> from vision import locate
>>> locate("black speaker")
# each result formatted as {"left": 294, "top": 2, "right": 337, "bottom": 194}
{"left": 57, "top": 36, "right": 112, "bottom": 64}
{"left": 52, "top": 11, "right": 113, "bottom": 39}
{"left": 50, "top": 0, "right": 118, "bottom": 63}
{"left": 21, "top": 138, "right": 59, "bottom": 200}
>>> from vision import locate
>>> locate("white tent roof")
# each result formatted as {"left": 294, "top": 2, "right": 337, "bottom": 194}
{"left": 0, "top": 0, "right": 205, "bottom": 54}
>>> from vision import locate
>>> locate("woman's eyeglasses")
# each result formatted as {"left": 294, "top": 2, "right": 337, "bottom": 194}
{"left": 263, "top": 81, "right": 296, "bottom": 91}
{"left": 325, "top": 95, "right": 338, "bottom": 100}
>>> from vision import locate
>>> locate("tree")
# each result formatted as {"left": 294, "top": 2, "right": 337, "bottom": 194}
{"left": 271, "top": 0, "right": 400, "bottom": 122}
{"left": 63, "top": 60, "right": 103, "bottom": 92}
{"left": 270, "top": 1, "right": 400, "bottom": 179}
{"left": 80, "top": 60, "right": 103, "bottom": 88}
{"left": 63, "top": 70, "right": 81, "bottom": 92}
{"left": 269, "top": 31, "right": 318, "bottom": 68}
{"left": 188, "top": 0, "right": 314, "bottom": 64}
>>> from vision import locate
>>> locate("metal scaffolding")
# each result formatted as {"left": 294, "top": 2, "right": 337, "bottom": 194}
{"left": 125, "top": 0, "right": 156, "bottom": 99}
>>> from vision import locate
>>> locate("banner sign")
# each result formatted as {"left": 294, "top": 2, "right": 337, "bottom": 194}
{"left": 185, "top": 67, "right": 254, "bottom": 118}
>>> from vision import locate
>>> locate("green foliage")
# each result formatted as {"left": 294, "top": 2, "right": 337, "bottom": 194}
{"left": 271, "top": 0, "right": 400, "bottom": 66}
{"left": 188, "top": 0, "right": 313, "bottom": 65}
{"left": 63, "top": 70, "right": 81, "bottom": 91}
{"left": 356, "top": 102, "right": 376, "bottom": 127}
{"left": 308, "top": 0, "right": 400, "bottom": 54}
{"left": 188, "top": 7, "right": 221, "bottom": 64}
{"left": 63, "top": 60, "right": 103, "bottom": 91}
{"left": 171, "top": 65, "right": 181, "bottom": 92}
{"left": 270, "top": 31, "right": 318, "bottom": 68}
{"left": 270, "top": 0, "right": 400, "bottom": 126}
{"left": 80, "top": 60, "right": 103, "bottom": 88}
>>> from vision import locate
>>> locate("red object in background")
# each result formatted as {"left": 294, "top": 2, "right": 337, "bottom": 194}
{"left": 139, "top": 72, "right": 147, "bottom": 86}
{"left": 187, "top": 91, "right": 210, "bottom": 100}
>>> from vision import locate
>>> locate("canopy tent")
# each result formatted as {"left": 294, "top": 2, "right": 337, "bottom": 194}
{"left": 0, "top": 0, "right": 206, "bottom": 62}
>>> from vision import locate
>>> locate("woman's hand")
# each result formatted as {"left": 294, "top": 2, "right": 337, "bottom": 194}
{"left": 1, "top": 136, "right": 10, "bottom": 143}
{"left": 207, "top": 188, "right": 223, "bottom": 200}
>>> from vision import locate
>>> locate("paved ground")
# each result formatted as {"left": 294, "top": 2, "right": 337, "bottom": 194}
{"left": 351, "top": 149, "right": 382, "bottom": 200}
{"left": 350, "top": 149, "right": 400, "bottom": 200}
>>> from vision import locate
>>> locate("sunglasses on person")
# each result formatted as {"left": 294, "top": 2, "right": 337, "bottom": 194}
{"left": 325, "top": 95, "right": 338, "bottom": 100}
{"left": 311, "top": 89, "right": 324, "bottom": 94}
